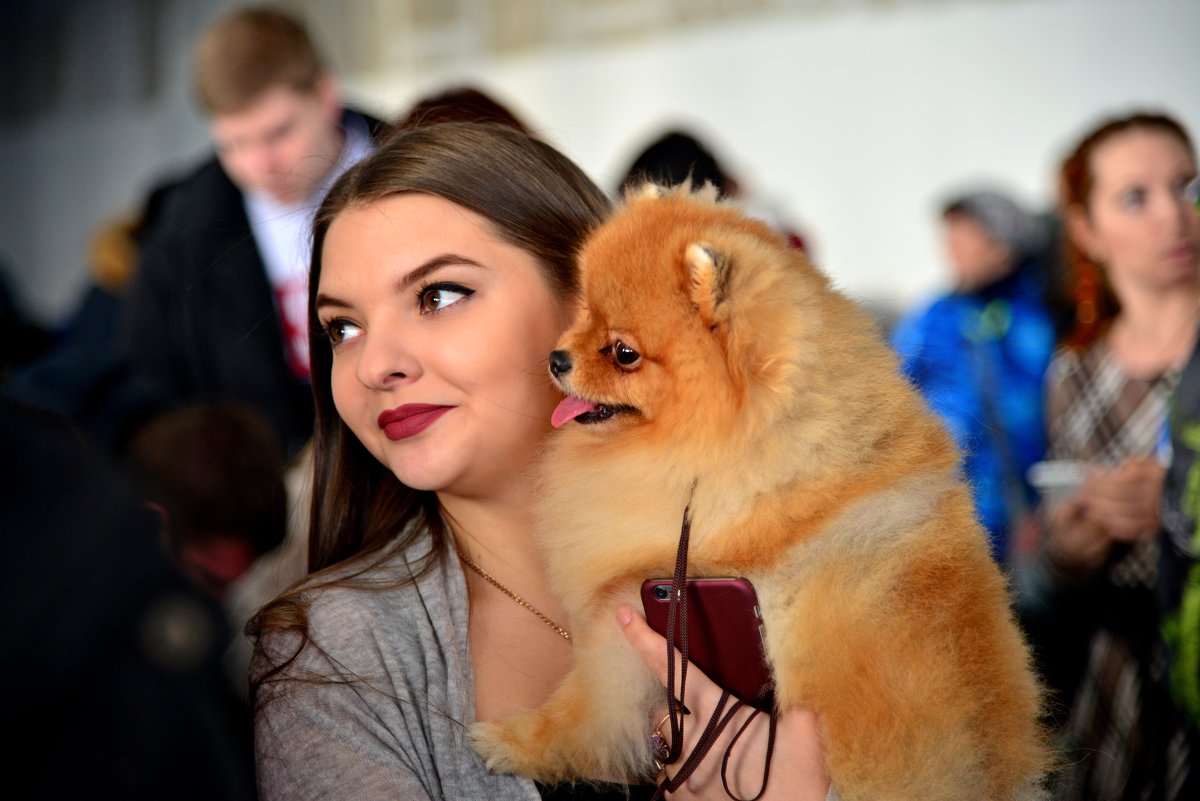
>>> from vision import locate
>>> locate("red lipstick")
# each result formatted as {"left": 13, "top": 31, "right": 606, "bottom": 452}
{"left": 1165, "top": 242, "right": 1198, "bottom": 263}
{"left": 377, "top": 404, "right": 453, "bottom": 441}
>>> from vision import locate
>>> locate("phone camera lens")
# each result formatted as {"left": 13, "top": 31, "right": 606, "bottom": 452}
{"left": 653, "top": 585, "right": 670, "bottom": 600}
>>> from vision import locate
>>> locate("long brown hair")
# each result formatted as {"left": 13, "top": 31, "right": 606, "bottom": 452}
{"left": 247, "top": 123, "right": 609, "bottom": 692}
{"left": 1058, "top": 111, "right": 1196, "bottom": 349}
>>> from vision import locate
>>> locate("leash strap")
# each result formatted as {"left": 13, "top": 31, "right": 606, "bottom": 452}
{"left": 651, "top": 485, "right": 777, "bottom": 800}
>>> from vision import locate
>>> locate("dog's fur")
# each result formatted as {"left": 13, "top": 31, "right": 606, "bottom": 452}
{"left": 471, "top": 186, "right": 1049, "bottom": 800}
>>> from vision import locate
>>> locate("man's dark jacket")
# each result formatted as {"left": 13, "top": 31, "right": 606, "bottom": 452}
{"left": 123, "top": 110, "right": 385, "bottom": 456}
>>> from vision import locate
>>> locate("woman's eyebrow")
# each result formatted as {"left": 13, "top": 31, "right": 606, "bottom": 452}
{"left": 315, "top": 254, "right": 486, "bottom": 312}
{"left": 397, "top": 254, "right": 486, "bottom": 291}
{"left": 314, "top": 292, "right": 350, "bottom": 312}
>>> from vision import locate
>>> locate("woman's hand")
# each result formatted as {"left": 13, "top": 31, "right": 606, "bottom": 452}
{"left": 617, "top": 606, "right": 829, "bottom": 800}
{"left": 1046, "top": 495, "right": 1113, "bottom": 572}
{"left": 1078, "top": 457, "right": 1164, "bottom": 540}
{"left": 1046, "top": 457, "right": 1164, "bottom": 572}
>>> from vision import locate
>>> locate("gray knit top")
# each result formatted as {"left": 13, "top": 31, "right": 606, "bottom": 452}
{"left": 251, "top": 534, "right": 837, "bottom": 801}
{"left": 252, "top": 536, "right": 541, "bottom": 801}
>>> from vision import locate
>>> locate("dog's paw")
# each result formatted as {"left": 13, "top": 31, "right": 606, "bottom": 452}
{"left": 469, "top": 717, "right": 553, "bottom": 780}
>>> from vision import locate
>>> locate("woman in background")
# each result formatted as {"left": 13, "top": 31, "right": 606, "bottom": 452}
{"left": 1017, "top": 110, "right": 1200, "bottom": 801}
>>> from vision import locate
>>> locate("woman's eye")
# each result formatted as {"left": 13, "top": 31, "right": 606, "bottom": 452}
{"left": 1119, "top": 187, "right": 1146, "bottom": 210}
{"left": 418, "top": 283, "right": 474, "bottom": 314}
{"left": 1177, "top": 175, "right": 1200, "bottom": 205}
{"left": 323, "top": 319, "right": 362, "bottom": 346}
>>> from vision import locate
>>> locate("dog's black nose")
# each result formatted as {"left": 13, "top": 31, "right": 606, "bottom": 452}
{"left": 549, "top": 350, "right": 572, "bottom": 377}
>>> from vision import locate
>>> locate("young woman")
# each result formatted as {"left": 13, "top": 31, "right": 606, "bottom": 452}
{"left": 248, "top": 123, "right": 829, "bottom": 801}
{"left": 1017, "top": 111, "right": 1200, "bottom": 801}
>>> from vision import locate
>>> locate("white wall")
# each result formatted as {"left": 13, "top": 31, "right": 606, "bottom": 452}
{"left": 361, "top": 0, "right": 1199, "bottom": 312}
{"left": 2, "top": 0, "right": 1198, "bottom": 325}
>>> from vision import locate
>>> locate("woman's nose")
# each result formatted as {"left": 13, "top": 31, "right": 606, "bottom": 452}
{"left": 355, "top": 328, "right": 419, "bottom": 389}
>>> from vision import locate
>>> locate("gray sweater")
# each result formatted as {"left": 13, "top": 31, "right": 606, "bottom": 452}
{"left": 252, "top": 535, "right": 838, "bottom": 801}
{"left": 252, "top": 537, "right": 541, "bottom": 801}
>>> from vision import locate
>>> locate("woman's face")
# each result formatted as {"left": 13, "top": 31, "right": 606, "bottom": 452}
{"left": 1074, "top": 128, "right": 1200, "bottom": 296}
{"left": 316, "top": 193, "right": 575, "bottom": 499}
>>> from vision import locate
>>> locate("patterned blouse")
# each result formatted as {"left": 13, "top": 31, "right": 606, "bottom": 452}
{"left": 1040, "top": 337, "right": 1187, "bottom": 801}
{"left": 1046, "top": 340, "right": 1176, "bottom": 587}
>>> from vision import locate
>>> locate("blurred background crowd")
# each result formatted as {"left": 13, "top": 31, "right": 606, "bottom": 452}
{"left": 1, "top": 1, "right": 1198, "bottom": 799}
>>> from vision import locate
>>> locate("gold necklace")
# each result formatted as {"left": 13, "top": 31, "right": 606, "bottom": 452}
{"left": 457, "top": 550, "right": 572, "bottom": 641}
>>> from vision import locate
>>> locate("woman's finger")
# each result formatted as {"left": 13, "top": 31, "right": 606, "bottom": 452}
{"left": 617, "top": 605, "right": 714, "bottom": 711}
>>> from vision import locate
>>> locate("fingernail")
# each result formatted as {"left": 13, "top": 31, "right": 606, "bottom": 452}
{"left": 617, "top": 606, "right": 633, "bottom": 626}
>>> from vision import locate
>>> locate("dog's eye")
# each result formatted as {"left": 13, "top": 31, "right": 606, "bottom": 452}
{"left": 614, "top": 340, "right": 641, "bottom": 368}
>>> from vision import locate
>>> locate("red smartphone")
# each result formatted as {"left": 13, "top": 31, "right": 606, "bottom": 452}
{"left": 640, "top": 576, "right": 773, "bottom": 710}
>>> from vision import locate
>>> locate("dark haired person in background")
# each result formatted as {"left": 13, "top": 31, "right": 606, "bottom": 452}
{"left": 616, "top": 127, "right": 809, "bottom": 251}
{"left": 386, "top": 84, "right": 532, "bottom": 138}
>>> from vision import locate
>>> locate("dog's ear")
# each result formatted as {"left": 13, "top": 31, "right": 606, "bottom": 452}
{"left": 686, "top": 242, "right": 731, "bottom": 328}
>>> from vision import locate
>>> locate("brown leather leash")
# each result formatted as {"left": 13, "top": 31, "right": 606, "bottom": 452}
{"left": 651, "top": 487, "right": 777, "bottom": 801}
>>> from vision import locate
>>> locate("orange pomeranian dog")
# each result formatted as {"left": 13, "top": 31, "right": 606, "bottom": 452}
{"left": 471, "top": 185, "right": 1049, "bottom": 800}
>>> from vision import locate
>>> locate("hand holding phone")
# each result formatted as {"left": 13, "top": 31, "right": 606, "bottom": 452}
{"left": 640, "top": 576, "right": 773, "bottom": 710}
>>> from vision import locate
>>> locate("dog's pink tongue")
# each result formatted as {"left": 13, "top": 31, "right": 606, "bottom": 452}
{"left": 552, "top": 396, "right": 597, "bottom": 428}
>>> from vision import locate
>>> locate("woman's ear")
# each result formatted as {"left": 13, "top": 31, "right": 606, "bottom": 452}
{"left": 315, "top": 72, "right": 342, "bottom": 124}
{"left": 1065, "top": 203, "right": 1104, "bottom": 264}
